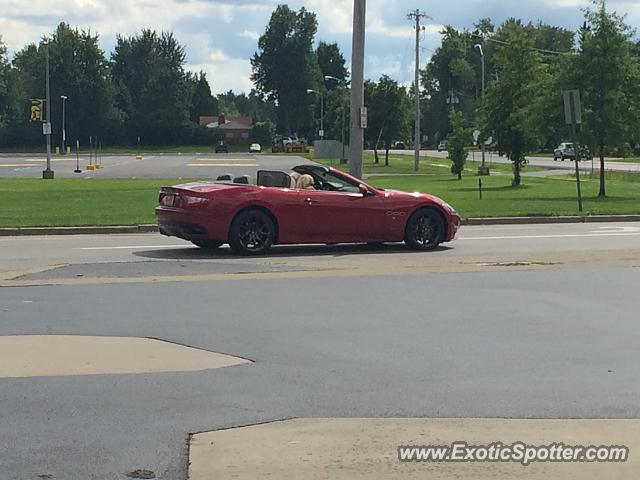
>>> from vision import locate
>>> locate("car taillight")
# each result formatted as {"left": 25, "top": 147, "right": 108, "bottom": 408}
{"left": 180, "top": 195, "right": 211, "bottom": 207}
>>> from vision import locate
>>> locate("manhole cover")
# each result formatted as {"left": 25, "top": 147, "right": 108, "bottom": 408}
{"left": 126, "top": 469, "right": 156, "bottom": 479}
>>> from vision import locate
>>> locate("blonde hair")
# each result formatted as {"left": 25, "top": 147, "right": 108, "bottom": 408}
{"left": 297, "top": 174, "right": 315, "bottom": 190}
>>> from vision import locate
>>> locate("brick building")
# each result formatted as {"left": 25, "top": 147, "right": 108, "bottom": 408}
{"left": 199, "top": 114, "right": 253, "bottom": 145}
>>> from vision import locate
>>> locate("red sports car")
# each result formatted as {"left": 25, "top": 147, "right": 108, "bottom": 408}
{"left": 155, "top": 165, "right": 461, "bottom": 255}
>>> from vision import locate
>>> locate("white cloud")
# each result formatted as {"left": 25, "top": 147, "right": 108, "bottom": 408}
{"left": 238, "top": 30, "right": 260, "bottom": 41}
{"left": 3, "top": 0, "right": 640, "bottom": 94}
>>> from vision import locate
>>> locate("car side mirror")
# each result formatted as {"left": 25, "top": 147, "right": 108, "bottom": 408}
{"left": 358, "top": 184, "right": 375, "bottom": 196}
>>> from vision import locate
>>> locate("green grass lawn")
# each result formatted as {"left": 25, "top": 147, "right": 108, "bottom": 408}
{"left": 1, "top": 170, "right": 638, "bottom": 228}
{"left": 0, "top": 178, "right": 190, "bottom": 227}
{"left": 368, "top": 171, "right": 640, "bottom": 218}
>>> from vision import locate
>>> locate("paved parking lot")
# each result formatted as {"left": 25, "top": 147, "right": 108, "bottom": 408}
{"left": 0, "top": 153, "right": 322, "bottom": 179}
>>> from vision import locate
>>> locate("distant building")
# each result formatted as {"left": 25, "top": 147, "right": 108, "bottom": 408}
{"left": 199, "top": 114, "right": 253, "bottom": 145}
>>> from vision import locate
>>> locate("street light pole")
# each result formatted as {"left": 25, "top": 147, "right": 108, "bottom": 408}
{"left": 42, "top": 39, "right": 54, "bottom": 179}
{"left": 61, "top": 95, "right": 68, "bottom": 155}
{"left": 349, "top": 0, "right": 366, "bottom": 179}
{"left": 306, "top": 89, "right": 323, "bottom": 139}
{"left": 475, "top": 44, "right": 489, "bottom": 175}
{"left": 324, "top": 75, "right": 348, "bottom": 160}
{"left": 320, "top": 92, "right": 324, "bottom": 138}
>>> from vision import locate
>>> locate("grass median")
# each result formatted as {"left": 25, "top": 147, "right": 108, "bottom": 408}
{"left": 0, "top": 178, "right": 186, "bottom": 227}
{"left": 1, "top": 169, "right": 638, "bottom": 228}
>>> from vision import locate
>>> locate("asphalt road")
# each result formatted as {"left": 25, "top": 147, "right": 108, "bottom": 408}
{"left": 0, "top": 152, "right": 317, "bottom": 179}
{"left": 1, "top": 149, "right": 638, "bottom": 180}
{"left": 385, "top": 149, "right": 640, "bottom": 173}
{"left": 1, "top": 223, "right": 640, "bottom": 479}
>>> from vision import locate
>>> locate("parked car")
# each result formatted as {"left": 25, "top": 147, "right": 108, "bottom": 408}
{"left": 553, "top": 142, "right": 575, "bottom": 161}
{"left": 394, "top": 142, "right": 406, "bottom": 150}
{"left": 249, "top": 143, "right": 261, "bottom": 153}
{"left": 156, "top": 164, "right": 461, "bottom": 255}
{"left": 215, "top": 140, "right": 228, "bottom": 153}
{"left": 437, "top": 141, "right": 446, "bottom": 152}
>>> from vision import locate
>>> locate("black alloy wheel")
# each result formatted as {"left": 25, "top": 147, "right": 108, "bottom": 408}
{"left": 404, "top": 208, "right": 445, "bottom": 251}
{"left": 229, "top": 209, "right": 275, "bottom": 255}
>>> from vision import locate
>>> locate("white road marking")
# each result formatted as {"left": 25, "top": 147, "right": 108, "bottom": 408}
{"left": 188, "top": 163, "right": 259, "bottom": 167}
{"left": 78, "top": 231, "right": 640, "bottom": 250}
{"left": 593, "top": 226, "right": 640, "bottom": 233}
{"left": 459, "top": 232, "right": 640, "bottom": 241}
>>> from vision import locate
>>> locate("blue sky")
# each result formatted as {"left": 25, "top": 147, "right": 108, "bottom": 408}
{"left": 1, "top": 0, "right": 638, "bottom": 93}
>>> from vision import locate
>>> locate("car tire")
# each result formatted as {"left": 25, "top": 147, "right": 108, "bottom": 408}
{"left": 192, "top": 240, "right": 223, "bottom": 250}
{"left": 229, "top": 209, "right": 276, "bottom": 256}
{"left": 404, "top": 208, "right": 445, "bottom": 251}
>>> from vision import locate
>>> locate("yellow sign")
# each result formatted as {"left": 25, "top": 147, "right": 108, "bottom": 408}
{"left": 30, "top": 99, "right": 44, "bottom": 122}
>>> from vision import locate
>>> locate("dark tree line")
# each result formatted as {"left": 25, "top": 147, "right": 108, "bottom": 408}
{"left": 0, "top": 23, "right": 275, "bottom": 148}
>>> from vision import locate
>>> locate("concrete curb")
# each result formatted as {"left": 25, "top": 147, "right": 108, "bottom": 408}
{"left": 1, "top": 215, "right": 639, "bottom": 236}
{"left": 462, "top": 215, "right": 640, "bottom": 226}
{"left": 0, "top": 224, "right": 158, "bottom": 236}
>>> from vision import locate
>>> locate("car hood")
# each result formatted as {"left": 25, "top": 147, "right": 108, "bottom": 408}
{"left": 383, "top": 188, "right": 443, "bottom": 203}
{"left": 383, "top": 188, "right": 457, "bottom": 213}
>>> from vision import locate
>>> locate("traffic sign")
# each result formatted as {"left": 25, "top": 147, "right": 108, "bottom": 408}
{"left": 563, "top": 90, "right": 582, "bottom": 125}
{"left": 30, "top": 99, "right": 44, "bottom": 122}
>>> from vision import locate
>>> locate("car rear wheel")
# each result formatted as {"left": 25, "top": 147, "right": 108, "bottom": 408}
{"left": 229, "top": 209, "right": 276, "bottom": 255}
{"left": 192, "top": 240, "right": 223, "bottom": 250}
{"left": 404, "top": 208, "right": 445, "bottom": 251}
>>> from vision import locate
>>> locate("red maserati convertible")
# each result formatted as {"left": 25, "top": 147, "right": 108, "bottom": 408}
{"left": 155, "top": 164, "right": 461, "bottom": 255}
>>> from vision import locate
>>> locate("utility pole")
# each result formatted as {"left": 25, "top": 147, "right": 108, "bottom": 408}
{"left": 474, "top": 44, "right": 489, "bottom": 175}
{"left": 61, "top": 95, "right": 68, "bottom": 155}
{"left": 349, "top": 0, "right": 366, "bottom": 179}
{"left": 408, "top": 9, "right": 429, "bottom": 172}
{"left": 42, "top": 39, "right": 54, "bottom": 179}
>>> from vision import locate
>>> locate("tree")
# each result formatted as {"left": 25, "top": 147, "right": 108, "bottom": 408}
{"left": 316, "top": 41, "right": 348, "bottom": 87}
{"left": 189, "top": 71, "right": 218, "bottom": 122}
{"left": 112, "top": 30, "right": 191, "bottom": 145}
{"left": 8, "top": 23, "right": 119, "bottom": 147}
{"left": 447, "top": 110, "right": 471, "bottom": 179}
{"left": 0, "top": 36, "right": 9, "bottom": 139}
{"left": 482, "top": 20, "right": 549, "bottom": 186}
{"left": 572, "top": 0, "right": 638, "bottom": 197}
{"left": 367, "top": 75, "right": 410, "bottom": 166}
{"left": 422, "top": 26, "right": 476, "bottom": 143}
{"left": 251, "top": 5, "right": 321, "bottom": 135}
{"left": 251, "top": 120, "right": 274, "bottom": 145}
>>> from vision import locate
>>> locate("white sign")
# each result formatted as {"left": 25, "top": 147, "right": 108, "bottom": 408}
{"left": 319, "top": 129, "right": 325, "bottom": 138}
{"left": 42, "top": 122, "right": 52, "bottom": 135}
{"left": 360, "top": 107, "right": 368, "bottom": 129}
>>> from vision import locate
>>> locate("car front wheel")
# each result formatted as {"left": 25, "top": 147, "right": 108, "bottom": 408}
{"left": 229, "top": 209, "right": 276, "bottom": 255}
{"left": 404, "top": 208, "right": 445, "bottom": 251}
